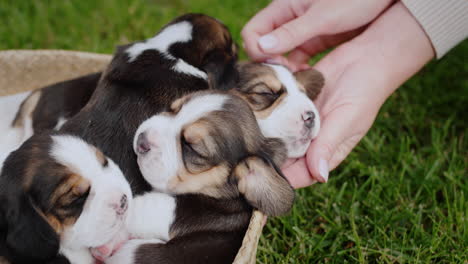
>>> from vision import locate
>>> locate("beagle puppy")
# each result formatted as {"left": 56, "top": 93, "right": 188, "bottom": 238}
{"left": 0, "top": 133, "right": 132, "bottom": 264}
{"left": 0, "top": 61, "right": 323, "bottom": 171}
{"left": 59, "top": 13, "right": 238, "bottom": 195}
{"left": 234, "top": 62, "right": 324, "bottom": 158}
{"left": 101, "top": 91, "right": 294, "bottom": 264}
{"left": 0, "top": 73, "right": 100, "bottom": 169}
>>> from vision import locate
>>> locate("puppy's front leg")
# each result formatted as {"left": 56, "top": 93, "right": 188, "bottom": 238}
{"left": 106, "top": 231, "right": 243, "bottom": 264}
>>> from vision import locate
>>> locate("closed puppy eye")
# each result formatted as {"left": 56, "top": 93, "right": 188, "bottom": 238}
{"left": 181, "top": 136, "right": 208, "bottom": 160}
{"left": 248, "top": 83, "right": 275, "bottom": 95}
{"left": 68, "top": 188, "right": 90, "bottom": 206}
{"left": 249, "top": 83, "right": 283, "bottom": 99}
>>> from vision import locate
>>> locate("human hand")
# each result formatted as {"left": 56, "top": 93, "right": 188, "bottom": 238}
{"left": 242, "top": 0, "right": 395, "bottom": 71}
{"left": 243, "top": 2, "right": 435, "bottom": 188}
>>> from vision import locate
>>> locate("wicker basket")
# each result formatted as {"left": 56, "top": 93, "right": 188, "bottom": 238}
{"left": 0, "top": 50, "right": 265, "bottom": 264}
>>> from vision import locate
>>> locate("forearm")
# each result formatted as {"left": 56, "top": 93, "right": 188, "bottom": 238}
{"left": 345, "top": 2, "right": 435, "bottom": 103}
{"left": 401, "top": 0, "right": 468, "bottom": 58}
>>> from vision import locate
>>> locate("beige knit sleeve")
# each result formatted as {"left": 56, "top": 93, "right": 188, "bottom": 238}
{"left": 401, "top": 0, "right": 468, "bottom": 58}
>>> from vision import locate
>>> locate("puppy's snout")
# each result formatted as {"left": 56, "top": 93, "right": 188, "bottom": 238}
{"left": 136, "top": 132, "right": 151, "bottom": 154}
{"left": 302, "top": 111, "right": 315, "bottom": 129}
{"left": 112, "top": 194, "right": 128, "bottom": 215}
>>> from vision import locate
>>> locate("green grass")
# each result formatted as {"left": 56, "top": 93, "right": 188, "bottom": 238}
{"left": 1, "top": 1, "right": 467, "bottom": 263}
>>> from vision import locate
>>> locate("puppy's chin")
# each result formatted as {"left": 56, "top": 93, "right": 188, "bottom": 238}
{"left": 136, "top": 155, "right": 172, "bottom": 193}
{"left": 61, "top": 210, "right": 126, "bottom": 249}
{"left": 286, "top": 138, "right": 312, "bottom": 158}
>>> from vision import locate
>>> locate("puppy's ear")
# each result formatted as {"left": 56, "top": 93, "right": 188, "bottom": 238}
{"left": 294, "top": 68, "right": 325, "bottom": 100}
{"left": 5, "top": 194, "right": 59, "bottom": 261}
{"left": 170, "top": 94, "right": 192, "bottom": 114}
{"left": 233, "top": 156, "right": 294, "bottom": 216}
{"left": 201, "top": 45, "right": 239, "bottom": 90}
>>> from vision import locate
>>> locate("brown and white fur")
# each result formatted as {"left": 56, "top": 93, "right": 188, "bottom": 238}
{"left": 0, "top": 12, "right": 323, "bottom": 263}
{"left": 101, "top": 91, "right": 294, "bottom": 264}
{"left": 3, "top": 13, "right": 239, "bottom": 263}
{"left": 0, "top": 73, "right": 100, "bottom": 169}
{"left": 0, "top": 133, "right": 132, "bottom": 264}
{"left": 0, "top": 62, "right": 323, "bottom": 171}
{"left": 59, "top": 14, "right": 238, "bottom": 195}
{"left": 234, "top": 62, "right": 324, "bottom": 158}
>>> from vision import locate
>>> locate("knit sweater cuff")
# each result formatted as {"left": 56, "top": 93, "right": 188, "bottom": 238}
{"left": 401, "top": 0, "right": 468, "bottom": 58}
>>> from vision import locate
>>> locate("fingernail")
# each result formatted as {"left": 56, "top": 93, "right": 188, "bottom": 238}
{"left": 258, "top": 34, "right": 278, "bottom": 51}
{"left": 319, "top": 158, "right": 329, "bottom": 182}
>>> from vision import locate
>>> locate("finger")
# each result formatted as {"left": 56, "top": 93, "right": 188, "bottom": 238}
{"left": 282, "top": 158, "right": 319, "bottom": 189}
{"left": 306, "top": 101, "right": 376, "bottom": 182}
{"left": 258, "top": 0, "right": 394, "bottom": 55}
{"left": 287, "top": 48, "right": 311, "bottom": 67}
{"left": 287, "top": 27, "right": 366, "bottom": 65}
{"left": 282, "top": 158, "right": 298, "bottom": 168}
{"left": 241, "top": 0, "right": 302, "bottom": 61}
{"left": 264, "top": 55, "right": 301, "bottom": 72}
{"left": 257, "top": 11, "right": 326, "bottom": 55}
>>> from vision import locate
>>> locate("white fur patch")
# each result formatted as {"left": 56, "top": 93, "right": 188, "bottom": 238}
{"left": 259, "top": 64, "right": 321, "bottom": 158}
{"left": 126, "top": 22, "right": 193, "bottom": 62}
{"left": 0, "top": 91, "right": 33, "bottom": 170}
{"left": 173, "top": 59, "right": 207, "bottom": 79}
{"left": 126, "top": 192, "right": 176, "bottom": 241}
{"left": 54, "top": 116, "right": 68, "bottom": 130}
{"left": 134, "top": 93, "right": 227, "bottom": 192}
{"left": 50, "top": 135, "right": 132, "bottom": 264}
{"left": 125, "top": 21, "right": 207, "bottom": 79}
{"left": 60, "top": 248, "right": 95, "bottom": 264}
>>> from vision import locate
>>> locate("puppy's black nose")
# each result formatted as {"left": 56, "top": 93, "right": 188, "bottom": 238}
{"left": 303, "top": 111, "right": 315, "bottom": 129}
{"left": 120, "top": 194, "right": 128, "bottom": 212}
{"left": 137, "top": 132, "right": 151, "bottom": 154}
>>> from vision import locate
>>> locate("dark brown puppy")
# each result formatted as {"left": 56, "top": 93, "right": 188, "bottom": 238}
{"left": 60, "top": 14, "right": 238, "bottom": 194}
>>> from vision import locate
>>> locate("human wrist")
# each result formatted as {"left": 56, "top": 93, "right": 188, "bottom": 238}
{"left": 334, "top": 2, "right": 435, "bottom": 105}
{"left": 352, "top": 2, "right": 435, "bottom": 99}
{"left": 401, "top": 0, "right": 468, "bottom": 58}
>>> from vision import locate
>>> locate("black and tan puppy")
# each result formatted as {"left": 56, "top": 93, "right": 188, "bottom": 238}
{"left": 0, "top": 133, "right": 132, "bottom": 264}
{"left": 99, "top": 91, "right": 294, "bottom": 264}
{"left": 60, "top": 13, "right": 238, "bottom": 195}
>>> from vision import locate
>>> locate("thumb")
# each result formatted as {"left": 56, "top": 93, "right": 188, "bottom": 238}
{"left": 257, "top": 13, "right": 322, "bottom": 55}
{"left": 306, "top": 104, "right": 374, "bottom": 181}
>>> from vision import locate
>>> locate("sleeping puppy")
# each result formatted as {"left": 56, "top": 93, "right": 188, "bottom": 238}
{"left": 0, "top": 73, "right": 100, "bottom": 169}
{"left": 1, "top": 61, "right": 322, "bottom": 172}
{"left": 234, "top": 62, "right": 324, "bottom": 158}
{"left": 101, "top": 91, "right": 294, "bottom": 264}
{"left": 60, "top": 13, "right": 238, "bottom": 195}
{"left": 0, "top": 133, "right": 132, "bottom": 264}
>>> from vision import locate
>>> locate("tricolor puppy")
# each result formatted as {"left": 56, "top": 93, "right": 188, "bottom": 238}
{"left": 102, "top": 91, "right": 294, "bottom": 264}
{"left": 60, "top": 13, "right": 238, "bottom": 195}
{"left": 0, "top": 133, "right": 132, "bottom": 264}
{"left": 0, "top": 73, "right": 100, "bottom": 169}
{"left": 234, "top": 62, "right": 324, "bottom": 158}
